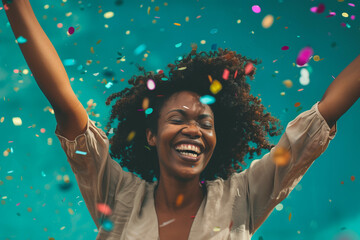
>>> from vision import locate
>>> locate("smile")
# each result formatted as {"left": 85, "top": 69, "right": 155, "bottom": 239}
{"left": 173, "top": 147, "right": 201, "bottom": 162}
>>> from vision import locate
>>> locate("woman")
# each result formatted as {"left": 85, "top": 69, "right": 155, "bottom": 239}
{"left": 3, "top": 0, "right": 359, "bottom": 239}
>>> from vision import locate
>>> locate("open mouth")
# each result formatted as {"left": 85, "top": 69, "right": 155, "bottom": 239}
{"left": 173, "top": 148, "right": 202, "bottom": 162}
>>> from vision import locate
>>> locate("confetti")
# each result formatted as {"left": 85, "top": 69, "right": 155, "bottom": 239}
{"left": 262, "top": 15, "right": 274, "bottom": 28}
{"left": 296, "top": 46, "right": 313, "bottom": 66}
{"left": 16, "top": 36, "right": 27, "bottom": 44}
{"left": 210, "top": 80, "right": 222, "bottom": 94}
{"left": 97, "top": 203, "right": 112, "bottom": 215}
{"left": 210, "top": 28, "right": 218, "bottom": 34}
{"left": 147, "top": 79, "right": 155, "bottom": 90}
{"left": 244, "top": 62, "right": 254, "bottom": 75}
{"left": 63, "top": 59, "right": 76, "bottom": 66}
{"left": 252, "top": 5, "right": 261, "bottom": 13}
{"left": 213, "top": 227, "right": 221, "bottom": 232}
{"left": 174, "top": 23, "right": 181, "bottom": 26}
{"left": 272, "top": 146, "right": 291, "bottom": 166}
{"left": 127, "top": 131, "right": 136, "bottom": 142}
{"left": 282, "top": 79, "right": 293, "bottom": 88}
{"left": 281, "top": 46, "right": 289, "bottom": 50}
{"left": 104, "top": 11, "right": 114, "bottom": 19}
{"left": 75, "top": 150, "right": 87, "bottom": 155}
{"left": 134, "top": 44, "right": 146, "bottom": 55}
{"left": 310, "top": 3, "right": 325, "bottom": 13}
{"left": 176, "top": 194, "right": 184, "bottom": 206}
{"left": 145, "top": 108, "right": 153, "bottom": 115}
{"left": 12, "top": 117, "right": 22, "bottom": 126}
{"left": 68, "top": 27, "right": 75, "bottom": 35}
{"left": 222, "top": 69, "right": 229, "bottom": 80}
{"left": 175, "top": 42, "right": 182, "bottom": 48}
{"left": 200, "top": 95, "right": 215, "bottom": 105}
{"left": 102, "top": 219, "right": 114, "bottom": 231}
{"left": 159, "top": 218, "right": 175, "bottom": 227}
{"left": 142, "top": 98, "right": 149, "bottom": 110}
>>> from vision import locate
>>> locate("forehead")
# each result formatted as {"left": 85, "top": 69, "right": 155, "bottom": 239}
{"left": 161, "top": 91, "right": 213, "bottom": 115}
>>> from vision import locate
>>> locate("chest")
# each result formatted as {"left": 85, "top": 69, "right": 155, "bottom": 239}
{"left": 157, "top": 210, "right": 196, "bottom": 240}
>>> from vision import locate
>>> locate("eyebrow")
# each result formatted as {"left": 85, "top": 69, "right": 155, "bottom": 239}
{"left": 166, "top": 109, "right": 214, "bottom": 119}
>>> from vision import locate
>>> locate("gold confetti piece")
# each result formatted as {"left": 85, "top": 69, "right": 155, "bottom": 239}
{"left": 210, "top": 80, "right": 222, "bottom": 94}
{"left": 282, "top": 79, "right": 293, "bottom": 88}
{"left": 236, "top": 19, "right": 241, "bottom": 24}
{"left": 6, "top": 176, "right": 13, "bottom": 180}
{"left": 142, "top": 98, "right": 149, "bottom": 110}
{"left": 213, "top": 227, "right": 221, "bottom": 232}
{"left": 127, "top": 131, "right": 136, "bottom": 142}
{"left": 96, "top": 40, "right": 102, "bottom": 44}
{"left": 272, "top": 146, "right": 291, "bottom": 166}
{"left": 200, "top": 40, "right": 206, "bottom": 44}
{"left": 104, "top": 11, "right": 114, "bottom": 19}
{"left": 63, "top": 175, "right": 70, "bottom": 183}
{"left": 174, "top": 23, "right": 181, "bottom": 26}
{"left": 208, "top": 75, "right": 213, "bottom": 83}
{"left": 178, "top": 67, "right": 187, "bottom": 70}
{"left": 90, "top": 47, "right": 95, "bottom": 54}
{"left": 12, "top": 117, "right": 22, "bottom": 126}
{"left": 342, "top": 12, "right": 349, "bottom": 17}
{"left": 68, "top": 208, "right": 74, "bottom": 215}
{"left": 313, "top": 55, "right": 320, "bottom": 61}
{"left": 185, "top": 16, "right": 189, "bottom": 22}
{"left": 155, "top": 6, "right": 160, "bottom": 11}
{"left": 176, "top": 194, "right": 184, "bottom": 207}
{"left": 262, "top": 14, "right": 274, "bottom": 28}
{"left": 27, "top": 207, "right": 32, "bottom": 212}
{"left": 147, "top": 6, "right": 150, "bottom": 15}
{"left": 289, "top": 212, "right": 292, "bottom": 221}
{"left": 1, "top": 117, "right": 4, "bottom": 123}
{"left": 60, "top": 226, "right": 66, "bottom": 230}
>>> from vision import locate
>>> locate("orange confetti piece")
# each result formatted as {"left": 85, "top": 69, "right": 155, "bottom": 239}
{"left": 289, "top": 212, "right": 292, "bottom": 221}
{"left": 351, "top": 176, "right": 355, "bottom": 181}
{"left": 272, "top": 146, "right": 291, "bottom": 166}
{"left": 90, "top": 47, "right": 95, "bottom": 54}
{"left": 174, "top": 23, "right": 181, "bottom": 26}
{"left": 294, "top": 102, "right": 301, "bottom": 107}
{"left": 176, "top": 194, "right": 184, "bottom": 207}
{"left": 208, "top": 75, "right": 213, "bottom": 83}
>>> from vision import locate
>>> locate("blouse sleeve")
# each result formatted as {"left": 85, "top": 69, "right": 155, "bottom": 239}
{"left": 54, "top": 114, "right": 141, "bottom": 229}
{"left": 242, "top": 101, "right": 337, "bottom": 234}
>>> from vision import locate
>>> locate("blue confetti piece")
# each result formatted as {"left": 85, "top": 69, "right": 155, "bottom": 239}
{"left": 175, "top": 42, "right": 182, "bottom": 48}
{"left": 200, "top": 95, "right": 215, "bottom": 105}
{"left": 16, "top": 36, "right": 27, "bottom": 44}
{"left": 134, "top": 44, "right": 146, "bottom": 55}
{"left": 41, "top": 171, "right": 46, "bottom": 177}
{"left": 211, "top": 44, "right": 217, "bottom": 50}
{"left": 210, "top": 28, "right": 218, "bottom": 34}
{"left": 178, "top": 56, "right": 183, "bottom": 61}
{"left": 105, "top": 82, "right": 113, "bottom": 89}
{"left": 63, "top": 59, "right": 76, "bottom": 66}
{"left": 102, "top": 219, "right": 114, "bottom": 231}
{"left": 161, "top": 78, "right": 168, "bottom": 81}
{"left": 145, "top": 108, "right": 153, "bottom": 115}
{"left": 75, "top": 150, "right": 87, "bottom": 155}
{"left": 77, "top": 65, "right": 83, "bottom": 71}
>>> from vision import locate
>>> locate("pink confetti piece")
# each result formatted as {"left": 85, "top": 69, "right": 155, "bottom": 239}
{"left": 348, "top": 3, "right": 355, "bottom": 7}
{"left": 326, "top": 12, "right": 336, "bottom": 18}
{"left": 234, "top": 70, "right": 238, "bottom": 79}
{"left": 16, "top": 203, "right": 21, "bottom": 206}
{"left": 57, "top": 23, "right": 63, "bottom": 28}
{"left": 310, "top": 3, "right": 325, "bottom": 14}
{"left": 68, "top": 27, "right": 75, "bottom": 35}
{"left": 222, "top": 69, "right": 229, "bottom": 80}
{"left": 296, "top": 46, "right": 313, "bottom": 66}
{"left": 281, "top": 46, "right": 289, "bottom": 50}
{"left": 252, "top": 5, "right": 261, "bottom": 13}
{"left": 350, "top": 15, "right": 355, "bottom": 20}
{"left": 273, "top": 59, "right": 278, "bottom": 63}
{"left": 244, "top": 62, "right": 254, "bottom": 75}
{"left": 97, "top": 203, "right": 112, "bottom": 215}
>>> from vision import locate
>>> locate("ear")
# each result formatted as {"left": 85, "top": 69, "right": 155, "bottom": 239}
{"left": 146, "top": 128, "right": 156, "bottom": 147}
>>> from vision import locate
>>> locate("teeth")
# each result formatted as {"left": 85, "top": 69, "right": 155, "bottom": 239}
{"left": 179, "top": 151, "right": 198, "bottom": 158}
{"left": 175, "top": 144, "right": 201, "bottom": 154}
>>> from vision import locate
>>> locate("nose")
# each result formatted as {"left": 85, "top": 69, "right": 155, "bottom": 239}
{"left": 181, "top": 122, "right": 202, "bottom": 138}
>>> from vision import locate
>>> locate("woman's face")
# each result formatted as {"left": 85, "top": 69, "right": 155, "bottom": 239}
{"left": 146, "top": 91, "right": 216, "bottom": 181}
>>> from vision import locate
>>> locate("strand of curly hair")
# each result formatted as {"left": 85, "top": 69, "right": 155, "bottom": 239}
{"left": 104, "top": 47, "right": 284, "bottom": 183}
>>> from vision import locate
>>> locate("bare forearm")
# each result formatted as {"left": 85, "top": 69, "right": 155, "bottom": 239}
{"left": 3, "top": 0, "right": 78, "bottom": 111}
{"left": 318, "top": 54, "right": 360, "bottom": 128}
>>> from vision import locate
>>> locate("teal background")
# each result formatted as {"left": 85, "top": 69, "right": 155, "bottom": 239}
{"left": 1, "top": 0, "right": 360, "bottom": 239}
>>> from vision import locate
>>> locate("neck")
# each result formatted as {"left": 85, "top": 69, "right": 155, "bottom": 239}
{"left": 154, "top": 176, "right": 205, "bottom": 213}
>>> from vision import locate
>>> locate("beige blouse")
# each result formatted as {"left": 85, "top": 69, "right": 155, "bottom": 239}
{"left": 55, "top": 101, "right": 337, "bottom": 240}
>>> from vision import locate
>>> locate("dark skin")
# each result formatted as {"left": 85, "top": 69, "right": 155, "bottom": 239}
{"left": 146, "top": 91, "right": 217, "bottom": 216}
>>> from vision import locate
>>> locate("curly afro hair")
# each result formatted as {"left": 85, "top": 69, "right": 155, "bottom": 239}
{"left": 104, "top": 47, "right": 284, "bottom": 183}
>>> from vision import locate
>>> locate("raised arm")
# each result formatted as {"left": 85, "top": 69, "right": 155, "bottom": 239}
{"left": 318, "top": 54, "right": 360, "bottom": 129}
{"left": 3, "top": 0, "right": 88, "bottom": 140}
